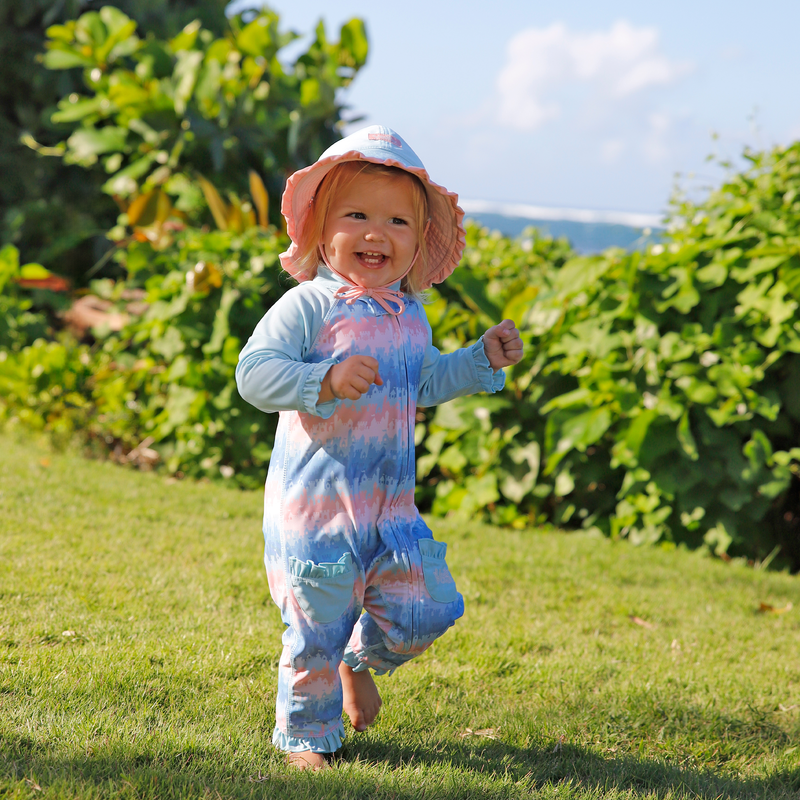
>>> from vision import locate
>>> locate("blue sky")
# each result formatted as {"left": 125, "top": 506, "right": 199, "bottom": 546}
{"left": 231, "top": 0, "right": 800, "bottom": 218}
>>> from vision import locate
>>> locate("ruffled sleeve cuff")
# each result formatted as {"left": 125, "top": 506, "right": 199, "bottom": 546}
{"left": 299, "top": 358, "right": 338, "bottom": 418}
{"left": 472, "top": 339, "right": 506, "bottom": 393}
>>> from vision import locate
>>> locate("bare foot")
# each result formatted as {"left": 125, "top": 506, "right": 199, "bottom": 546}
{"left": 339, "top": 661, "right": 382, "bottom": 731}
{"left": 286, "top": 751, "right": 329, "bottom": 771}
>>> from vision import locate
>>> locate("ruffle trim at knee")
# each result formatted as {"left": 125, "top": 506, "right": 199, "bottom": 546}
{"left": 272, "top": 722, "right": 345, "bottom": 753}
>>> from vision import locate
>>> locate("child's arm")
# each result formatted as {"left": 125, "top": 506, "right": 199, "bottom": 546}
{"left": 237, "top": 286, "right": 388, "bottom": 414}
{"left": 236, "top": 287, "right": 340, "bottom": 417}
{"left": 416, "top": 319, "right": 522, "bottom": 407}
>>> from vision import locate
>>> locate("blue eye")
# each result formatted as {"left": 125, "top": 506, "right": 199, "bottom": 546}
{"left": 391, "top": 217, "right": 408, "bottom": 225}
{"left": 349, "top": 212, "right": 366, "bottom": 220}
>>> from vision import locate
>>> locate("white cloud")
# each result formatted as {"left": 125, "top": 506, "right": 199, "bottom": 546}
{"left": 496, "top": 20, "right": 693, "bottom": 131}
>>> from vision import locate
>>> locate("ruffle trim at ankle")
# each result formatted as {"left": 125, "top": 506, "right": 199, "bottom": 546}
{"left": 272, "top": 723, "right": 345, "bottom": 753}
{"left": 341, "top": 649, "right": 395, "bottom": 677}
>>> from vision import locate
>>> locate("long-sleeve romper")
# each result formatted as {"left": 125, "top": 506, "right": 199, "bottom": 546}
{"left": 236, "top": 266, "right": 504, "bottom": 753}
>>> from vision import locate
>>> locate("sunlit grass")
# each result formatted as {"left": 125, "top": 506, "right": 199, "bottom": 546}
{"left": 1, "top": 433, "right": 799, "bottom": 798}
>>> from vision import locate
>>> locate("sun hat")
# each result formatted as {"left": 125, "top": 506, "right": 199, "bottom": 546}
{"left": 279, "top": 125, "right": 466, "bottom": 291}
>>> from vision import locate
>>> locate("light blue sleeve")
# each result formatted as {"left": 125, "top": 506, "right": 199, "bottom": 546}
{"left": 235, "top": 285, "right": 340, "bottom": 418}
{"left": 417, "top": 333, "right": 506, "bottom": 408}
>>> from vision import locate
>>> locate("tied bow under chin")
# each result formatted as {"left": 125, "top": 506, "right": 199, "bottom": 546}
{"left": 320, "top": 242, "right": 424, "bottom": 316}
{"left": 319, "top": 221, "right": 429, "bottom": 316}
{"left": 333, "top": 284, "right": 406, "bottom": 315}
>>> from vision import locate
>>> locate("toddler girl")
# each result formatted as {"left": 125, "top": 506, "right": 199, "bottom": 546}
{"left": 236, "top": 125, "right": 523, "bottom": 770}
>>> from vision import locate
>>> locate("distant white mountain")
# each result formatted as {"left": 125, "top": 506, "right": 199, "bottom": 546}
{"left": 459, "top": 199, "right": 666, "bottom": 254}
{"left": 460, "top": 199, "right": 665, "bottom": 229}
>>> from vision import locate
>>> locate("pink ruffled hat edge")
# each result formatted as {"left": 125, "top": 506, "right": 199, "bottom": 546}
{"left": 279, "top": 125, "right": 465, "bottom": 291}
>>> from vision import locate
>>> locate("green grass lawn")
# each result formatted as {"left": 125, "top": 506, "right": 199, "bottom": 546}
{"left": 1, "top": 433, "right": 799, "bottom": 799}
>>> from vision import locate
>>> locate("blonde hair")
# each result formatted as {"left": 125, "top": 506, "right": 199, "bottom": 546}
{"left": 295, "top": 161, "right": 430, "bottom": 297}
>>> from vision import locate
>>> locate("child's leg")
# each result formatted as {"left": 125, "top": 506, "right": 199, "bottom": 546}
{"left": 273, "top": 619, "right": 351, "bottom": 748}
{"left": 338, "top": 660, "right": 382, "bottom": 731}
{"left": 342, "top": 516, "right": 464, "bottom": 677}
{"left": 265, "top": 533, "right": 360, "bottom": 756}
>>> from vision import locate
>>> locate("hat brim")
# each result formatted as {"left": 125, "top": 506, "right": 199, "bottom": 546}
{"left": 279, "top": 151, "right": 465, "bottom": 291}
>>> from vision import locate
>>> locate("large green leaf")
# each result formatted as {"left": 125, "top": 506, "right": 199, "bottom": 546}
{"left": 203, "top": 286, "right": 240, "bottom": 355}
{"left": 236, "top": 13, "right": 279, "bottom": 57}
{"left": 446, "top": 272, "right": 502, "bottom": 325}
{"left": 52, "top": 96, "right": 107, "bottom": 124}
{"left": 42, "top": 47, "right": 93, "bottom": 69}
{"left": 339, "top": 19, "right": 368, "bottom": 68}
{"left": 66, "top": 127, "right": 128, "bottom": 165}
{"left": 546, "top": 406, "right": 612, "bottom": 473}
{"left": 173, "top": 50, "right": 204, "bottom": 116}
{"left": 677, "top": 410, "right": 698, "bottom": 461}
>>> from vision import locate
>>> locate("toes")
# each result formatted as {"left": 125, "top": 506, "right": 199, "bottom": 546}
{"left": 350, "top": 698, "right": 381, "bottom": 730}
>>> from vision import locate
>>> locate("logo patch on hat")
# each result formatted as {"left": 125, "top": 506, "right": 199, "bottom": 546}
{"left": 368, "top": 133, "right": 402, "bottom": 148}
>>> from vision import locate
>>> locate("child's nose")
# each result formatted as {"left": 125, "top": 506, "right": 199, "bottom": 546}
{"left": 364, "top": 223, "right": 386, "bottom": 242}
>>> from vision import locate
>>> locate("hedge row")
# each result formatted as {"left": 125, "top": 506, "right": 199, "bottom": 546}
{"left": 422, "top": 143, "right": 800, "bottom": 570}
{"left": 3, "top": 142, "right": 800, "bottom": 570}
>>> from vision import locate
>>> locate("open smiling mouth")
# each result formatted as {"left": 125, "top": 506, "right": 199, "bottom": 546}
{"left": 358, "top": 252, "right": 388, "bottom": 267}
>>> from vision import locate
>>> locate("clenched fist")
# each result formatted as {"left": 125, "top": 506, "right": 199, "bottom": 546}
{"left": 483, "top": 319, "right": 524, "bottom": 370}
{"left": 319, "top": 355, "right": 383, "bottom": 403}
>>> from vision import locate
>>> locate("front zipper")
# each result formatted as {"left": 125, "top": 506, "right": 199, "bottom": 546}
{"left": 391, "top": 309, "right": 419, "bottom": 653}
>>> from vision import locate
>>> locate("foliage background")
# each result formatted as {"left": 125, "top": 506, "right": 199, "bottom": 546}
{"left": 0, "top": 0, "right": 231, "bottom": 282}
{"left": 2, "top": 4, "right": 800, "bottom": 572}
{"left": 418, "top": 143, "right": 800, "bottom": 573}
{"left": 0, "top": 0, "right": 366, "bottom": 282}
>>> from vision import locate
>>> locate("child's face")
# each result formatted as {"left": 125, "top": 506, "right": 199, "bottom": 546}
{"left": 321, "top": 170, "right": 419, "bottom": 289}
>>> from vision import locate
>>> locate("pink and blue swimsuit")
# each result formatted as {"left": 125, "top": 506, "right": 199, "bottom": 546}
{"left": 236, "top": 266, "right": 504, "bottom": 753}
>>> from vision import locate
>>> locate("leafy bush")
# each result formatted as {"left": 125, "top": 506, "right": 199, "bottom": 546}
{"left": 42, "top": 5, "right": 368, "bottom": 227}
{"left": 0, "top": 0, "right": 231, "bottom": 279}
{"left": 416, "top": 143, "right": 800, "bottom": 570}
{"left": 0, "top": 243, "right": 93, "bottom": 444}
{"left": 0, "top": 243, "right": 81, "bottom": 352}
{"left": 5, "top": 139, "right": 800, "bottom": 570}
{"left": 1, "top": 226, "right": 292, "bottom": 487}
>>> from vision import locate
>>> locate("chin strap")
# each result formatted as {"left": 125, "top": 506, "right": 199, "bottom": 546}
{"left": 320, "top": 246, "right": 421, "bottom": 316}
{"left": 333, "top": 282, "right": 407, "bottom": 315}
{"left": 320, "top": 220, "right": 430, "bottom": 316}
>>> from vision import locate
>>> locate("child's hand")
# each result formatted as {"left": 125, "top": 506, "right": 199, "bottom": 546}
{"left": 321, "top": 355, "right": 384, "bottom": 402}
{"left": 483, "top": 319, "right": 524, "bottom": 371}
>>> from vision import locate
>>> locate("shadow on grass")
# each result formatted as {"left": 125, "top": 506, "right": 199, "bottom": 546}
{"left": 2, "top": 730, "right": 799, "bottom": 799}
{"left": 346, "top": 735, "right": 800, "bottom": 800}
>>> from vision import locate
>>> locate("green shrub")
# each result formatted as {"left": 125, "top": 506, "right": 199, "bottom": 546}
{"left": 99, "top": 225, "right": 288, "bottom": 487}
{"left": 0, "top": 245, "right": 51, "bottom": 352}
{"left": 5, "top": 140, "right": 800, "bottom": 570}
{"left": 42, "top": 5, "right": 368, "bottom": 227}
{"left": 0, "top": 243, "right": 94, "bottom": 443}
{"left": 417, "top": 143, "right": 800, "bottom": 570}
{"left": 0, "top": 1, "right": 231, "bottom": 280}
{"left": 0, "top": 227, "right": 291, "bottom": 486}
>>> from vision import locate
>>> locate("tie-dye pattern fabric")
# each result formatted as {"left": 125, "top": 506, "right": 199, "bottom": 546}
{"left": 237, "top": 272, "right": 503, "bottom": 754}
